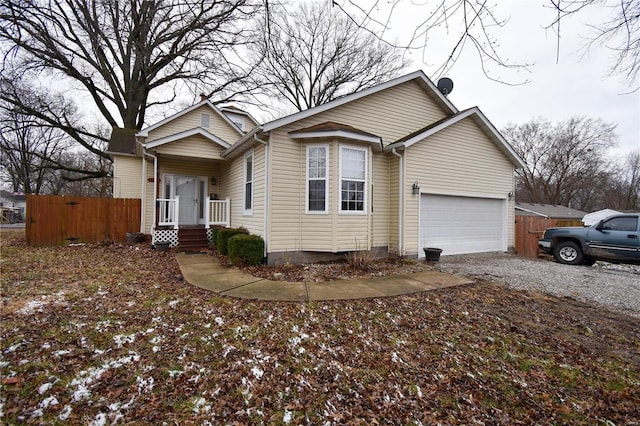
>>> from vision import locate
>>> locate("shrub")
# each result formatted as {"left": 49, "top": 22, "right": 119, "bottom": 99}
{"left": 216, "top": 227, "right": 248, "bottom": 255}
{"left": 210, "top": 226, "right": 226, "bottom": 247}
{"left": 228, "top": 234, "right": 265, "bottom": 266}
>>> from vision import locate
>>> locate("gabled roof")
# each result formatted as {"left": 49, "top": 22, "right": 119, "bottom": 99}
{"left": 384, "top": 107, "right": 526, "bottom": 169}
{"left": 144, "top": 128, "right": 230, "bottom": 149}
{"left": 289, "top": 121, "right": 383, "bottom": 150}
{"left": 136, "top": 99, "right": 244, "bottom": 138}
{"left": 261, "top": 70, "right": 458, "bottom": 132}
{"left": 515, "top": 203, "right": 587, "bottom": 219}
{"left": 107, "top": 127, "right": 139, "bottom": 156}
{"left": 0, "top": 190, "right": 26, "bottom": 202}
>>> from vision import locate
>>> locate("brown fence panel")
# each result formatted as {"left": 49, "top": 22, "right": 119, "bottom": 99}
{"left": 515, "top": 216, "right": 559, "bottom": 258}
{"left": 26, "top": 195, "right": 141, "bottom": 246}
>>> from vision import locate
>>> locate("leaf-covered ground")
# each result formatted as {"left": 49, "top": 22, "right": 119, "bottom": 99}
{"left": 1, "top": 230, "right": 639, "bottom": 424}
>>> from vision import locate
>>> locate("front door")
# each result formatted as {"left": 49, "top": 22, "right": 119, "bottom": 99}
{"left": 175, "top": 176, "right": 198, "bottom": 225}
{"left": 165, "top": 175, "right": 206, "bottom": 226}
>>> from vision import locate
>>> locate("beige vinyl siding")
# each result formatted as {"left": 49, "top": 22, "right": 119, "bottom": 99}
{"left": 113, "top": 156, "right": 143, "bottom": 198}
{"left": 403, "top": 116, "right": 516, "bottom": 255}
{"left": 371, "top": 152, "right": 389, "bottom": 249}
{"left": 155, "top": 135, "right": 225, "bottom": 160}
{"left": 148, "top": 105, "right": 241, "bottom": 144}
{"left": 267, "top": 79, "right": 448, "bottom": 254}
{"left": 142, "top": 159, "right": 154, "bottom": 235}
{"left": 283, "top": 80, "right": 447, "bottom": 145}
{"left": 219, "top": 145, "right": 265, "bottom": 237}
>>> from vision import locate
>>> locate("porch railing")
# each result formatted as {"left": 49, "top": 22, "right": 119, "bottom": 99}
{"left": 158, "top": 197, "right": 179, "bottom": 229}
{"left": 206, "top": 198, "right": 230, "bottom": 228}
{"left": 156, "top": 196, "right": 230, "bottom": 229}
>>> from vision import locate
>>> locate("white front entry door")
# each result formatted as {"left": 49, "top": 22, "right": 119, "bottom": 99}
{"left": 175, "top": 176, "right": 198, "bottom": 225}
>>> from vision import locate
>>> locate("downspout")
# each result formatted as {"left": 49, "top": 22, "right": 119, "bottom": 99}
{"left": 254, "top": 134, "right": 269, "bottom": 259}
{"left": 391, "top": 148, "right": 403, "bottom": 255}
{"left": 143, "top": 150, "right": 158, "bottom": 237}
{"left": 140, "top": 153, "right": 146, "bottom": 233}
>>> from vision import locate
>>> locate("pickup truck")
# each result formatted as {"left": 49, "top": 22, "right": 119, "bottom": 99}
{"left": 538, "top": 213, "right": 640, "bottom": 265}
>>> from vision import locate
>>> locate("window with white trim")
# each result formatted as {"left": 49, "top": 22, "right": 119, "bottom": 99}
{"left": 306, "top": 145, "right": 328, "bottom": 213}
{"left": 340, "top": 146, "right": 367, "bottom": 213}
{"left": 244, "top": 150, "right": 254, "bottom": 213}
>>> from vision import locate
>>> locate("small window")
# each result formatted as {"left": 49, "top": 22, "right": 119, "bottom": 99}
{"left": 602, "top": 216, "right": 638, "bottom": 232}
{"left": 244, "top": 150, "right": 253, "bottom": 213}
{"left": 201, "top": 113, "right": 210, "bottom": 128}
{"left": 306, "top": 145, "right": 328, "bottom": 213}
{"left": 231, "top": 117, "right": 243, "bottom": 130}
{"left": 339, "top": 146, "right": 367, "bottom": 213}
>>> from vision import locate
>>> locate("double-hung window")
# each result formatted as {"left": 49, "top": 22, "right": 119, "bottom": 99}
{"left": 340, "top": 146, "right": 367, "bottom": 213}
{"left": 244, "top": 150, "right": 253, "bottom": 214}
{"left": 306, "top": 145, "right": 328, "bottom": 213}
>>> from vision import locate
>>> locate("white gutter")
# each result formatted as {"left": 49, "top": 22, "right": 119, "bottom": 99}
{"left": 391, "top": 148, "right": 403, "bottom": 254}
{"left": 140, "top": 153, "right": 146, "bottom": 233}
{"left": 253, "top": 134, "right": 269, "bottom": 258}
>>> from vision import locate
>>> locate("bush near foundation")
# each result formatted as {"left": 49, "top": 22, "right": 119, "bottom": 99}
{"left": 216, "top": 227, "right": 248, "bottom": 255}
{"left": 210, "top": 226, "right": 227, "bottom": 247}
{"left": 228, "top": 234, "right": 265, "bottom": 266}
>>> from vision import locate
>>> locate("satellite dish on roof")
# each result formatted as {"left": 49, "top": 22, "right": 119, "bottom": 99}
{"left": 437, "top": 77, "right": 454, "bottom": 96}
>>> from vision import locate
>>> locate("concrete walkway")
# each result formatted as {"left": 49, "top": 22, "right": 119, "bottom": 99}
{"left": 176, "top": 253, "right": 472, "bottom": 302}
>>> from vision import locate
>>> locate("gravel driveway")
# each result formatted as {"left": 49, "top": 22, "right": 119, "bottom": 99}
{"left": 435, "top": 253, "right": 640, "bottom": 318}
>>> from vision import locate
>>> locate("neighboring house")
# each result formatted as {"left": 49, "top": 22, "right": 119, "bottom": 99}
{"left": 108, "top": 70, "right": 525, "bottom": 264}
{"left": 582, "top": 209, "right": 622, "bottom": 226}
{"left": 0, "top": 190, "right": 26, "bottom": 223}
{"left": 515, "top": 203, "right": 587, "bottom": 222}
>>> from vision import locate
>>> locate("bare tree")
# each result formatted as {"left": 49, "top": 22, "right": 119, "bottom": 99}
{"left": 546, "top": 0, "right": 640, "bottom": 89}
{"left": 0, "top": 0, "right": 263, "bottom": 178}
{"left": 0, "top": 92, "right": 71, "bottom": 194}
{"left": 252, "top": 1, "right": 409, "bottom": 112}
{"left": 503, "top": 117, "right": 618, "bottom": 211}
{"left": 603, "top": 150, "right": 640, "bottom": 210}
{"left": 336, "top": 0, "right": 639, "bottom": 88}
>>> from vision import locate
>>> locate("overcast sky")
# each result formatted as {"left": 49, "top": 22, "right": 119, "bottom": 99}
{"left": 394, "top": 0, "right": 640, "bottom": 158}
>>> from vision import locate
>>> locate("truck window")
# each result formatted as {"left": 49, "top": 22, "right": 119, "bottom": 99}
{"left": 602, "top": 216, "right": 638, "bottom": 232}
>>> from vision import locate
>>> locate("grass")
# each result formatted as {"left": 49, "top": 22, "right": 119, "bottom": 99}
{"left": 0, "top": 229, "right": 639, "bottom": 423}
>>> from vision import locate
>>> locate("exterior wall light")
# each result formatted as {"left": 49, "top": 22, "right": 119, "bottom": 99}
{"left": 508, "top": 191, "right": 514, "bottom": 200}
{"left": 412, "top": 181, "right": 420, "bottom": 195}
{"left": 211, "top": 176, "right": 217, "bottom": 186}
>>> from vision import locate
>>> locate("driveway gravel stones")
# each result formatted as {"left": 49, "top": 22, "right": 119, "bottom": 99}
{"left": 436, "top": 253, "right": 640, "bottom": 318}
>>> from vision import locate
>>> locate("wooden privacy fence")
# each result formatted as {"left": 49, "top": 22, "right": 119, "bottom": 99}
{"left": 26, "top": 195, "right": 141, "bottom": 246}
{"left": 515, "top": 216, "right": 584, "bottom": 257}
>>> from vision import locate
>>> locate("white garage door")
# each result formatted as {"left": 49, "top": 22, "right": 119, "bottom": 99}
{"left": 420, "top": 194, "right": 506, "bottom": 257}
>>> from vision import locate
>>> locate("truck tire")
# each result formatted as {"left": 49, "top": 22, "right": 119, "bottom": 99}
{"left": 553, "top": 241, "right": 584, "bottom": 265}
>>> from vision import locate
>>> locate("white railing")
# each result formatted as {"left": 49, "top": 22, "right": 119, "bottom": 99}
{"left": 158, "top": 196, "right": 179, "bottom": 229}
{"left": 206, "top": 197, "right": 230, "bottom": 228}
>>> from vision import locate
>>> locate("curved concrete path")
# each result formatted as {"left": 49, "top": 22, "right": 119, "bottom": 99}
{"left": 176, "top": 253, "right": 472, "bottom": 302}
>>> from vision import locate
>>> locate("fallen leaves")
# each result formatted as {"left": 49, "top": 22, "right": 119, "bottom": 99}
{"left": 0, "top": 230, "right": 639, "bottom": 424}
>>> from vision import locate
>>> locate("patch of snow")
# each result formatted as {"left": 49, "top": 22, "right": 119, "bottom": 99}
{"left": 0, "top": 361, "right": 9, "bottom": 368}
{"left": 192, "top": 397, "right": 211, "bottom": 414}
{"left": 58, "top": 405, "right": 72, "bottom": 421}
{"left": 112, "top": 333, "right": 136, "bottom": 348}
{"left": 5, "top": 343, "right": 21, "bottom": 353}
{"left": 251, "top": 366, "right": 264, "bottom": 380}
{"left": 136, "top": 376, "right": 154, "bottom": 394}
{"left": 29, "top": 408, "right": 43, "bottom": 418}
{"left": 168, "top": 370, "right": 184, "bottom": 378}
{"left": 69, "top": 353, "right": 140, "bottom": 401}
{"left": 39, "top": 396, "right": 58, "bottom": 409}
{"left": 168, "top": 299, "right": 180, "bottom": 308}
{"left": 283, "top": 409, "right": 293, "bottom": 424}
{"left": 38, "top": 382, "right": 53, "bottom": 394}
{"left": 41, "top": 343, "right": 51, "bottom": 349}
{"left": 91, "top": 412, "right": 107, "bottom": 426}
{"left": 391, "top": 352, "right": 404, "bottom": 364}
{"left": 53, "top": 350, "right": 70, "bottom": 357}
{"left": 214, "top": 317, "right": 224, "bottom": 326}
{"left": 152, "top": 346, "right": 160, "bottom": 353}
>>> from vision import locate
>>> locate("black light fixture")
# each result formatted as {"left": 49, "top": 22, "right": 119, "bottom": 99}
{"left": 211, "top": 176, "right": 217, "bottom": 186}
{"left": 508, "top": 191, "right": 514, "bottom": 200}
{"left": 412, "top": 181, "right": 420, "bottom": 195}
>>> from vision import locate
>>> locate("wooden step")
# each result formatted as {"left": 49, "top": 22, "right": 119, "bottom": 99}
{"left": 178, "top": 228, "right": 209, "bottom": 251}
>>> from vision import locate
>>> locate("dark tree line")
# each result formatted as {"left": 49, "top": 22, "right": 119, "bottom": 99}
{"left": 504, "top": 116, "right": 640, "bottom": 212}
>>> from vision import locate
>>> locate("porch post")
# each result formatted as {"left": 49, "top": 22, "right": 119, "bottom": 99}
{"left": 205, "top": 196, "right": 210, "bottom": 229}
{"left": 225, "top": 197, "right": 230, "bottom": 227}
{"left": 173, "top": 195, "right": 179, "bottom": 230}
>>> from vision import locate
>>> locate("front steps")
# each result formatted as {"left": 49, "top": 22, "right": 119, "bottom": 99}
{"left": 178, "top": 227, "right": 209, "bottom": 251}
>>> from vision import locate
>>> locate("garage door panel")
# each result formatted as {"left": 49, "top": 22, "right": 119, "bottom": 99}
{"left": 420, "top": 194, "right": 505, "bottom": 256}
